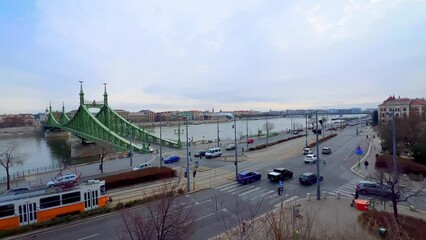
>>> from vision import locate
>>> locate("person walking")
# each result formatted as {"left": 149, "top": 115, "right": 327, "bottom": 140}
{"left": 364, "top": 160, "right": 369, "bottom": 170}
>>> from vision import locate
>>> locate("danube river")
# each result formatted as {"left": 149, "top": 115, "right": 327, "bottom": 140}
{"left": 0, "top": 116, "right": 315, "bottom": 176}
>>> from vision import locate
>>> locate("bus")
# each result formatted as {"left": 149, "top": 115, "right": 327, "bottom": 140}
{"left": 0, "top": 180, "right": 109, "bottom": 231}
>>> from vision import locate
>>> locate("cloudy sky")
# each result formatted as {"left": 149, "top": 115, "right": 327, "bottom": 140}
{"left": 1, "top": 0, "right": 425, "bottom": 114}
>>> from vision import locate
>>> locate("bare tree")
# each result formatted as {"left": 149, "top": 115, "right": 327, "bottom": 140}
{"left": 370, "top": 168, "right": 426, "bottom": 223}
{"left": 263, "top": 122, "right": 275, "bottom": 138}
{"left": 0, "top": 144, "right": 24, "bottom": 190}
{"left": 94, "top": 141, "right": 116, "bottom": 173}
{"left": 119, "top": 177, "right": 194, "bottom": 240}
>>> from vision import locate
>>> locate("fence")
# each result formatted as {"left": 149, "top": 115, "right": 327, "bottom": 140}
{"left": 0, "top": 164, "right": 64, "bottom": 183}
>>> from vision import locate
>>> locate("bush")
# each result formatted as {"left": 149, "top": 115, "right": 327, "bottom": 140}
{"left": 100, "top": 166, "right": 176, "bottom": 189}
{"left": 375, "top": 154, "right": 426, "bottom": 176}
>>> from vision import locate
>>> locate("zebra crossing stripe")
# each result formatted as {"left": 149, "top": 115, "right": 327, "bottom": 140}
{"left": 229, "top": 185, "right": 254, "bottom": 194}
{"left": 238, "top": 187, "right": 262, "bottom": 197}
{"left": 284, "top": 196, "right": 298, "bottom": 203}
{"left": 220, "top": 184, "right": 239, "bottom": 191}
{"left": 215, "top": 182, "right": 236, "bottom": 190}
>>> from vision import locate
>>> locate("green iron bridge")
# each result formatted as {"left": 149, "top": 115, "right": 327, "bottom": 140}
{"left": 44, "top": 83, "right": 182, "bottom": 153}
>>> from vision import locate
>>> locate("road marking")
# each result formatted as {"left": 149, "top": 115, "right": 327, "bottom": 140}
{"left": 78, "top": 234, "right": 100, "bottom": 240}
{"left": 238, "top": 187, "right": 262, "bottom": 197}
{"left": 229, "top": 185, "right": 253, "bottom": 194}
{"left": 220, "top": 184, "right": 239, "bottom": 191}
{"left": 284, "top": 196, "right": 298, "bottom": 203}
{"left": 196, "top": 212, "right": 216, "bottom": 221}
{"left": 215, "top": 182, "right": 236, "bottom": 190}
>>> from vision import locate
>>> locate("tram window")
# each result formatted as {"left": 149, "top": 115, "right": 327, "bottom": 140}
{"left": 62, "top": 192, "right": 81, "bottom": 204}
{"left": 0, "top": 204, "right": 14, "bottom": 218}
{"left": 40, "top": 195, "right": 60, "bottom": 209}
{"left": 100, "top": 185, "right": 106, "bottom": 195}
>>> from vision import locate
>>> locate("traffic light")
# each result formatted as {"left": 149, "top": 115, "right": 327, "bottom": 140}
{"left": 184, "top": 171, "right": 188, "bottom": 178}
{"left": 193, "top": 170, "right": 196, "bottom": 178}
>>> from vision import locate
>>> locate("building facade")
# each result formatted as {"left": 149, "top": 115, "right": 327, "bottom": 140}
{"left": 378, "top": 95, "right": 426, "bottom": 122}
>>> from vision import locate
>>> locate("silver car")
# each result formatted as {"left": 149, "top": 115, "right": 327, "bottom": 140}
{"left": 356, "top": 180, "right": 394, "bottom": 198}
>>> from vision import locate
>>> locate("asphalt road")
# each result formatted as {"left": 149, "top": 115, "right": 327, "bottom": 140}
{"left": 11, "top": 126, "right": 383, "bottom": 240}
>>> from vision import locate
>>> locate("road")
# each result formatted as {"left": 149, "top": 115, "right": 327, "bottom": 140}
{"left": 11, "top": 126, "right": 387, "bottom": 240}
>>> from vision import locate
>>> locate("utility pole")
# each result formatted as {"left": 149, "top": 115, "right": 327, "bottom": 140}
{"left": 159, "top": 115, "right": 163, "bottom": 167}
{"left": 217, "top": 117, "right": 220, "bottom": 147}
{"left": 185, "top": 117, "right": 190, "bottom": 192}
{"left": 128, "top": 119, "right": 133, "bottom": 166}
{"left": 316, "top": 110, "right": 321, "bottom": 200}
{"left": 266, "top": 116, "right": 269, "bottom": 146}
{"left": 305, "top": 113, "right": 308, "bottom": 147}
{"left": 246, "top": 117, "right": 249, "bottom": 152}
{"left": 391, "top": 108, "right": 398, "bottom": 189}
{"left": 234, "top": 116, "right": 238, "bottom": 180}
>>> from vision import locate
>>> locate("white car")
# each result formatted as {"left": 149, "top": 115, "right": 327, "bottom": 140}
{"left": 46, "top": 174, "right": 77, "bottom": 188}
{"left": 133, "top": 162, "right": 152, "bottom": 171}
{"left": 304, "top": 154, "right": 317, "bottom": 164}
{"left": 303, "top": 148, "right": 313, "bottom": 155}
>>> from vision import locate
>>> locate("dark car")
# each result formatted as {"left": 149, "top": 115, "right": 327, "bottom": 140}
{"left": 321, "top": 147, "right": 331, "bottom": 154}
{"left": 163, "top": 155, "right": 180, "bottom": 164}
{"left": 299, "top": 172, "right": 323, "bottom": 186}
{"left": 194, "top": 151, "right": 206, "bottom": 158}
{"left": 225, "top": 144, "right": 236, "bottom": 151}
{"left": 267, "top": 168, "right": 293, "bottom": 182}
{"left": 237, "top": 171, "right": 262, "bottom": 184}
{"left": 356, "top": 180, "right": 397, "bottom": 198}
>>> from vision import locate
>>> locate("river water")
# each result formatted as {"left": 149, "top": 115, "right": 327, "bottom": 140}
{"left": 0, "top": 116, "right": 328, "bottom": 176}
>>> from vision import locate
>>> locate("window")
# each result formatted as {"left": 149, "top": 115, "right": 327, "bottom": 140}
{"left": 62, "top": 192, "right": 81, "bottom": 204}
{"left": 100, "top": 185, "right": 107, "bottom": 196}
{"left": 40, "top": 195, "right": 61, "bottom": 209}
{"left": 0, "top": 204, "right": 14, "bottom": 218}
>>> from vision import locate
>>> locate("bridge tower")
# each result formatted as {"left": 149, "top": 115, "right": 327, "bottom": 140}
{"left": 79, "top": 80, "right": 84, "bottom": 105}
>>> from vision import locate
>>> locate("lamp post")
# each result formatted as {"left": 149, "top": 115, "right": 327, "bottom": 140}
{"left": 246, "top": 117, "right": 249, "bottom": 152}
{"left": 391, "top": 108, "right": 398, "bottom": 187}
{"left": 128, "top": 119, "right": 133, "bottom": 166}
{"left": 159, "top": 115, "right": 163, "bottom": 167}
{"left": 234, "top": 116, "right": 238, "bottom": 180}
{"left": 316, "top": 110, "right": 321, "bottom": 200}
{"left": 185, "top": 117, "right": 190, "bottom": 192}
{"left": 305, "top": 113, "right": 308, "bottom": 147}
{"left": 217, "top": 117, "right": 220, "bottom": 147}
{"left": 266, "top": 116, "right": 269, "bottom": 146}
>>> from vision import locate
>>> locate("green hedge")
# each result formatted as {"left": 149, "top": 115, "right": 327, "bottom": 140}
{"left": 375, "top": 154, "right": 426, "bottom": 176}
{"left": 100, "top": 166, "right": 176, "bottom": 189}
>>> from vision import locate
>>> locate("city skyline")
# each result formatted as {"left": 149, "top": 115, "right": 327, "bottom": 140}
{"left": 1, "top": 1, "right": 426, "bottom": 114}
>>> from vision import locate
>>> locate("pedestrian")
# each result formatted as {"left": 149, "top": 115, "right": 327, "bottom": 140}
{"left": 351, "top": 189, "right": 360, "bottom": 207}
{"left": 364, "top": 160, "right": 369, "bottom": 170}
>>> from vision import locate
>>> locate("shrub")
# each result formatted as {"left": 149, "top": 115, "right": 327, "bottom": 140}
{"left": 375, "top": 154, "right": 426, "bottom": 176}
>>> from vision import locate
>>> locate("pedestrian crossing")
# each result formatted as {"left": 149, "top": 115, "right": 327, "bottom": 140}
{"left": 327, "top": 178, "right": 363, "bottom": 198}
{"left": 214, "top": 182, "right": 299, "bottom": 205}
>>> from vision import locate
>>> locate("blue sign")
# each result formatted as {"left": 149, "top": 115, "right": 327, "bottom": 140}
{"left": 356, "top": 146, "right": 363, "bottom": 155}
{"left": 279, "top": 180, "right": 283, "bottom": 187}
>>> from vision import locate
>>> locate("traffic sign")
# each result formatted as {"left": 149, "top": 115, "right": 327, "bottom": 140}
{"left": 356, "top": 146, "right": 363, "bottom": 155}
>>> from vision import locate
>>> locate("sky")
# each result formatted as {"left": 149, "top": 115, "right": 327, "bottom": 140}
{"left": 1, "top": 0, "right": 426, "bottom": 114}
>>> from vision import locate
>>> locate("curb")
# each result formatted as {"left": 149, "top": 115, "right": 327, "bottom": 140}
{"left": 350, "top": 135, "right": 374, "bottom": 179}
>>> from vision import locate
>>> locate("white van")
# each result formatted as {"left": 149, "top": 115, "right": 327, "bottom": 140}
{"left": 205, "top": 147, "right": 222, "bottom": 158}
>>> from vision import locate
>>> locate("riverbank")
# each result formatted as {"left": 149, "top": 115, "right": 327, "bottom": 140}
{"left": 0, "top": 126, "right": 43, "bottom": 138}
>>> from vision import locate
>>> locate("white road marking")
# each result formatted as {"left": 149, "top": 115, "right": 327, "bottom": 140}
{"left": 215, "top": 182, "right": 236, "bottom": 190}
{"left": 238, "top": 187, "right": 262, "bottom": 197}
{"left": 78, "top": 234, "right": 100, "bottom": 240}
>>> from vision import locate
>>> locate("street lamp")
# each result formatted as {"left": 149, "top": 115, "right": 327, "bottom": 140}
{"left": 128, "top": 119, "right": 133, "bottom": 166}
{"left": 305, "top": 113, "right": 308, "bottom": 147}
{"left": 159, "top": 115, "right": 163, "bottom": 167}
{"left": 185, "top": 117, "right": 191, "bottom": 192}
{"left": 390, "top": 108, "right": 398, "bottom": 187}
{"left": 233, "top": 116, "right": 238, "bottom": 180}
{"left": 217, "top": 116, "right": 220, "bottom": 147}
{"left": 266, "top": 116, "right": 269, "bottom": 146}
{"left": 246, "top": 117, "right": 249, "bottom": 152}
{"left": 315, "top": 110, "right": 321, "bottom": 200}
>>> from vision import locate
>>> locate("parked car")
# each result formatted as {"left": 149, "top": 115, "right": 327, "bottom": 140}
{"left": 2, "top": 186, "right": 31, "bottom": 195}
{"left": 46, "top": 174, "right": 77, "bottom": 188}
{"left": 194, "top": 150, "right": 207, "bottom": 158}
{"left": 163, "top": 155, "right": 180, "bottom": 164}
{"left": 304, "top": 154, "right": 317, "bottom": 164}
{"left": 356, "top": 180, "right": 397, "bottom": 198}
{"left": 321, "top": 147, "right": 331, "bottom": 154}
{"left": 267, "top": 168, "right": 293, "bottom": 182}
{"left": 225, "top": 144, "right": 236, "bottom": 151}
{"left": 303, "top": 147, "right": 313, "bottom": 155}
{"left": 133, "top": 162, "right": 152, "bottom": 171}
{"left": 299, "top": 172, "right": 323, "bottom": 186}
{"left": 247, "top": 138, "right": 254, "bottom": 144}
{"left": 292, "top": 130, "right": 299, "bottom": 135}
{"left": 205, "top": 147, "right": 222, "bottom": 158}
{"left": 237, "top": 171, "right": 262, "bottom": 184}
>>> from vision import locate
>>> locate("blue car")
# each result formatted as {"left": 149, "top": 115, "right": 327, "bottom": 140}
{"left": 163, "top": 155, "right": 180, "bottom": 164}
{"left": 237, "top": 171, "right": 262, "bottom": 184}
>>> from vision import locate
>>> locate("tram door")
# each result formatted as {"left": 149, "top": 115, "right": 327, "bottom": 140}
{"left": 84, "top": 190, "right": 99, "bottom": 210}
{"left": 18, "top": 202, "right": 37, "bottom": 226}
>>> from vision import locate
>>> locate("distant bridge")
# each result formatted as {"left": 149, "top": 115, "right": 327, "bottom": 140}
{"left": 44, "top": 83, "right": 181, "bottom": 153}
